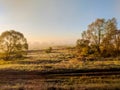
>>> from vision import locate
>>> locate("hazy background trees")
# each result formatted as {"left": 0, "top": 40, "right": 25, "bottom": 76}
{"left": 0, "top": 30, "right": 28, "bottom": 60}
{"left": 76, "top": 18, "right": 120, "bottom": 58}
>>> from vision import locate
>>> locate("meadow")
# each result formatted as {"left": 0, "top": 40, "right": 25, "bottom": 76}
{"left": 0, "top": 48, "right": 120, "bottom": 90}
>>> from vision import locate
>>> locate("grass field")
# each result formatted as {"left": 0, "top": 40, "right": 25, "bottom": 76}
{"left": 0, "top": 49, "right": 120, "bottom": 90}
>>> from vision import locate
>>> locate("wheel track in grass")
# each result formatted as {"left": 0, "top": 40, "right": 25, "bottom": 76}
{"left": 0, "top": 68, "right": 120, "bottom": 77}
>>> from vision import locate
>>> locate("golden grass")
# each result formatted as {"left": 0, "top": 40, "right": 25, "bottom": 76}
{"left": 0, "top": 49, "right": 120, "bottom": 89}
{"left": 0, "top": 49, "right": 120, "bottom": 72}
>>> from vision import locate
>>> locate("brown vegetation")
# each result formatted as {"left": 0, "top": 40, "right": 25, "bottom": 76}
{"left": 76, "top": 18, "right": 120, "bottom": 58}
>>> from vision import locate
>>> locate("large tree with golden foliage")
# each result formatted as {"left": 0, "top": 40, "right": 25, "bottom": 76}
{"left": 0, "top": 30, "right": 28, "bottom": 60}
{"left": 77, "top": 18, "right": 120, "bottom": 57}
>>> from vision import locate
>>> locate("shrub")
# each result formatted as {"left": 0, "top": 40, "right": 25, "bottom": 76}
{"left": 45, "top": 47, "right": 52, "bottom": 53}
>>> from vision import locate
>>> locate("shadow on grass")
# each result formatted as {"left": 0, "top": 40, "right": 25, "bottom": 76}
{"left": 17, "top": 59, "right": 62, "bottom": 64}
{"left": 0, "top": 67, "right": 120, "bottom": 76}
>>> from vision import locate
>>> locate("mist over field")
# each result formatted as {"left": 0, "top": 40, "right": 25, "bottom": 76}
{"left": 29, "top": 40, "right": 75, "bottom": 50}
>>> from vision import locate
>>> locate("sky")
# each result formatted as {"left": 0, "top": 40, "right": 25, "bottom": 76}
{"left": 0, "top": 0, "right": 120, "bottom": 47}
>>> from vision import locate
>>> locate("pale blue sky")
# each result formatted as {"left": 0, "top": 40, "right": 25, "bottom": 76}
{"left": 0, "top": 0, "right": 120, "bottom": 44}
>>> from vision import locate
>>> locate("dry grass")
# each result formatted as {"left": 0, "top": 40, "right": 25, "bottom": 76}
{"left": 0, "top": 49, "right": 120, "bottom": 72}
{"left": 0, "top": 74, "right": 120, "bottom": 90}
{"left": 0, "top": 49, "right": 120, "bottom": 90}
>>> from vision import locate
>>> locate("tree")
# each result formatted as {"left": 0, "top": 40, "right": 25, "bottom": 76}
{"left": 77, "top": 18, "right": 120, "bottom": 57}
{"left": 0, "top": 30, "right": 28, "bottom": 60}
{"left": 82, "top": 19, "right": 105, "bottom": 54}
{"left": 76, "top": 39, "right": 90, "bottom": 56}
{"left": 101, "top": 18, "right": 120, "bottom": 56}
{"left": 114, "top": 30, "right": 120, "bottom": 56}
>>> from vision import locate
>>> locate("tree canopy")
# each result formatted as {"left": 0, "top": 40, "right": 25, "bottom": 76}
{"left": 0, "top": 30, "right": 28, "bottom": 60}
{"left": 76, "top": 18, "right": 120, "bottom": 57}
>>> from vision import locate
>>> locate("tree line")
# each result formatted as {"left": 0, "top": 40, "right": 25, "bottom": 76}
{"left": 76, "top": 18, "right": 120, "bottom": 58}
{"left": 0, "top": 18, "right": 120, "bottom": 60}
